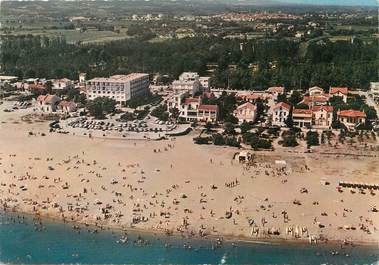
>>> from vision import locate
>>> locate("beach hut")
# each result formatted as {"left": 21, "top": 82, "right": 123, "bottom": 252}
{"left": 275, "top": 160, "right": 287, "bottom": 169}
{"left": 235, "top": 151, "right": 253, "bottom": 163}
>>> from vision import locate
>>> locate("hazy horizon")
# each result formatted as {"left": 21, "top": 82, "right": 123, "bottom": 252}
{"left": 1, "top": 0, "right": 378, "bottom": 7}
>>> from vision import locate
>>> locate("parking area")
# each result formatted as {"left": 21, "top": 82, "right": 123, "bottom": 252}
{"left": 61, "top": 115, "right": 189, "bottom": 140}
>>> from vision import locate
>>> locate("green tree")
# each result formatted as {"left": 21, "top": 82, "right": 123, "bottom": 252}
{"left": 306, "top": 130, "right": 320, "bottom": 147}
{"left": 86, "top": 97, "right": 116, "bottom": 119}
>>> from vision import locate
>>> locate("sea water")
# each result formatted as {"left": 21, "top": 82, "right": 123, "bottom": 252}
{"left": 0, "top": 211, "right": 378, "bottom": 264}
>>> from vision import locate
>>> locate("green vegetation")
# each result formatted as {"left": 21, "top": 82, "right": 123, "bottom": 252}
{"left": 280, "top": 129, "right": 299, "bottom": 147}
{"left": 125, "top": 93, "right": 162, "bottom": 109}
{"left": 306, "top": 130, "right": 320, "bottom": 147}
{"left": 86, "top": 97, "right": 116, "bottom": 119}
{"left": 120, "top": 112, "right": 136, "bottom": 122}
{"left": 329, "top": 94, "right": 377, "bottom": 121}
{"left": 1, "top": 34, "right": 377, "bottom": 90}
{"left": 151, "top": 105, "right": 169, "bottom": 121}
{"left": 242, "top": 132, "right": 272, "bottom": 150}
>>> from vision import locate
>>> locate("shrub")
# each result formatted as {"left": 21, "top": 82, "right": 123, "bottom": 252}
{"left": 306, "top": 130, "right": 319, "bottom": 146}
{"left": 193, "top": 136, "right": 211, "bottom": 144}
{"left": 212, "top": 133, "right": 225, "bottom": 145}
{"left": 281, "top": 134, "right": 298, "bottom": 147}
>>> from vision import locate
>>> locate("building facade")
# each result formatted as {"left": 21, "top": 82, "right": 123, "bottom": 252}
{"left": 370, "top": 82, "right": 379, "bottom": 96}
{"left": 272, "top": 102, "right": 291, "bottom": 127}
{"left": 172, "top": 72, "right": 200, "bottom": 95}
{"left": 312, "top": 105, "right": 333, "bottom": 128}
{"left": 329, "top": 87, "right": 348, "bottom": 103}
{"left": 267, "top": 86, "right": 284, "bottom": 101}
{"left": 233, "top": 102, "right": 257, "bottom": 124}
{"left": 292, "top": 108, "right": 312, "bottom": 128}
{"left": 177, "top": 96, "right": 218, "bottom": 122}
{"left": 58, "top": 100, "right": 77, "bottom": 113}
{"left": 86, "top": 73, "right": 150, "bottom": 103}
{"left": 308, "top": 86, "right": 324, "bottom": 96}
{"left": 36, "top": 94, "right": 61, "bottom": 112}
{"left": 53, "top": 78, "right": 73, "bottom": 90}
{"left": 337, "top": 110, "right": 366, "bottom": 129}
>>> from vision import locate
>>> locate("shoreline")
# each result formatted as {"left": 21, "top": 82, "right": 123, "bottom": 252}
{"left": 1, "top": 103, "right": 379, "bottom": 250}
{"left": 3, "top": 207, "right": 378, "bottom": 249}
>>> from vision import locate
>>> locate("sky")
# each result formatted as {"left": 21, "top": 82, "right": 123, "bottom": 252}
{"left": 277, "top": 0, "right": 378, "bottom": 6}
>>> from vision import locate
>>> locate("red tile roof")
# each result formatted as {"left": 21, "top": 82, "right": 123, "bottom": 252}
{"left": 337, "top": 109, "right": 366, "bottom": 118}
{"left": 58, "top": 100, "right": 76, "bottom": 108}
{"left": 237, "top": 93, "right": 269, "bottom": 100}
{"left": 293, "top": 108, "right": 312, "bottom": 115}
{"left": 309, "top": 86, "right": 324, "bottom": 92}
{"left": 312, "top": 105, "right": 333, "bottom": 112}
{"left": 28, "top": 84, "right": 45, "bottom": 90}
{"left": 202, "top": 92, "right": 215, "bottom": 99}
{"left": 198, "top": 104, "right": 218, "bottom": 111}
{"left": 184, "top": 98, "right": 199, "bottom": 104}
{"left": 267, "top": 86, "right": 285, "bottom": 93}
{"left": 37, "top": 94, "right": 61, "bottom": 104}
{"left": 330, "top": 87, "right": 348, "bottom": 95}
{"left": 236, "top": 102, "right": 256, "bottom": 111}
{"left": 273, "top": 102, "right": 291, "bottom": 110}
{"left": 301, "top": 95, "right": 329, "bottom": 105}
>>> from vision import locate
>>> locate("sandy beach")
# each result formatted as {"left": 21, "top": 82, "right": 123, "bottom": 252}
{"left": 0, "top": 104, "right": 378, "bottom": 245}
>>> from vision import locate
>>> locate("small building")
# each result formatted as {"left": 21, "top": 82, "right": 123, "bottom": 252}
{"left": 329, "top": 87, "right": 348, "bottom": 103}
{"left": 267, "top": 86, "right": 284, "bottom": 101}
{"left": 370, "top": 82, "right": 379, "bottom": 96}
{"left": 237, "top": 92, "right": 270, "bottom": 103}
{"left": 198, "top": 104, "right": 218, "bottom": 122}
{"left": 292, "top": 108, "right": 312, "bottom": 128}
{"left": 312, "top": 105, "right": 333, "bottom": 128}
{"left": 178, "top": 96, "right": 218, "bottom": 122}
{"left": 36, "top": 94, "right": 61, "bottom": 112}
{"left": 233, "top": 102, "right": 257, "bottom": 124}
{"left": 179, "top": 97, "right": 201, "bottom": 121}
{"left": 300, "top": 95, "right": 329, "bottom": 107}
{"left": 235, "top": 151, "right": 253, "bottom": 163}
{"left": 79, "top": 73, "right": 87, "bottom": 85}
{"left": 27, "top": 83, "right": 46, "bottom": 93}
{"left": 199, "top": 77, "right": 211, "bottom": 91}
{"left": 53, "top": 78, "right": 73, "bottom": 90}
{"left": 0, "top": 75, "right": 18, "bottom": 85}
{"left": 172, "top": 72, "right": 200, "bottom": 95}
{"left": 57, "top": 100, "right": 77, "bottom": 113}
{"left": 308, "top": 86, "right": 324, "bottom": 96}
{"left": 272, "top": 102, "right": 291, "bottom": 127}
{"left": 167, "top": 91, "right": 189, "bottom": 111}
{"left": 337, "top": 109, "right": 366, "bottom": 129}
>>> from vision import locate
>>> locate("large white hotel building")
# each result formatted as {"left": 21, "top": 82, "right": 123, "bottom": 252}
{"left": 86, "top": 73, "right": 150, "bottom": 103}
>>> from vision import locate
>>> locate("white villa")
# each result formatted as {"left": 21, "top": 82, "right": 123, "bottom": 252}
{"left": 292, "top": 108, "right": 312, "bottom": 128}
{"left": 308, "top": 86, "right": 324, "bottom": 96}
{"left": 177, "top": 96, "right": 218, "bottom": 122}
{"left": 172, "top": 72, "right": 200, "bottom": 95}
{"left": 53, "top": 78, "right": 73, "bottom": 90}
{"left": 272, "top": 102, "right": 291, "bottom": 127}
{"left": 312, "top": 105, "right": 333, "bottom": 128}
{"left": 36, "top": 94, "right": 61, "bottom": 112}
{"left": 233, "top": 102, "right": 257, "bottom": 124}
{"left": 337, "top": 109, "right": 366, "bottom": 129}
{"left": 58, "top": 100, "right": 77, "bottom": 113}
{"left": 329, "top": 87, "right": 348, "bottom": 103}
